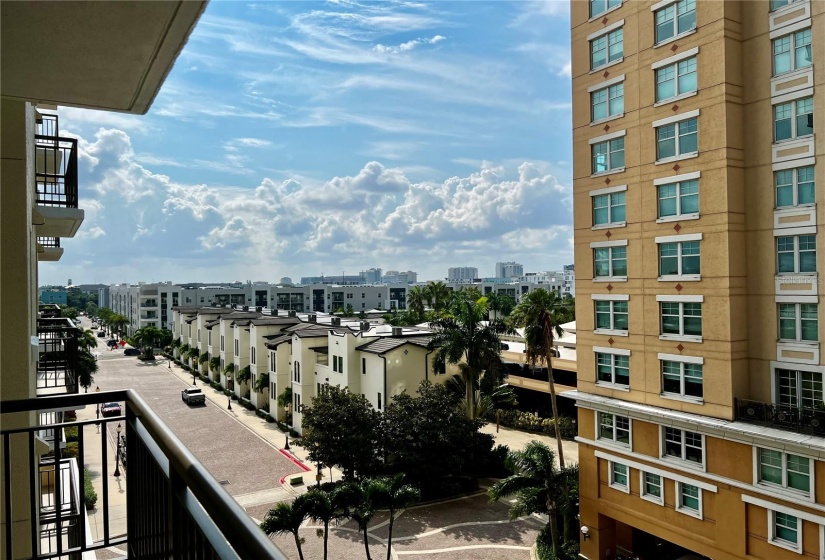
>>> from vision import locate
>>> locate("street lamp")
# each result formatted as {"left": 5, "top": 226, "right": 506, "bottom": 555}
{"left": 193, "top": 369, "right": 197, "bottom": 386}
{"left": 113, "top": 423, "right": 123, "bottom": 478}
{"left": 95, "top": 386, "right": 101, "bottom": 420}
{"left": 227, "top": 396, "right": 232, "bottom": 411}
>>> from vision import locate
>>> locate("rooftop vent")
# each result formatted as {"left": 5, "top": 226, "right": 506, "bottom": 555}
{"left": 360, "top": 321, "right": 370, "bottom": 332}
{"left": 392, "top": 327, "right": 403, "bottom": 337}
{"left": 288, "top": 310, "right": 297, "bottom": 317}
{"left": 242, "top": 305, "right": 249, "bottom": 312}
{"left": 255, "top": 306, "right": 262, "bottom": 312}
{"left": 271, "top": 309, "right": 279, "bottom": 316}
{"left": 331, "top": 317, "right": 341, "bottom": 326}
{"left": 308, "top": 314, "right": 317, "bottom": 323}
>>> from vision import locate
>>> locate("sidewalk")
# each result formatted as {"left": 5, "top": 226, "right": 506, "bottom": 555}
{"left": 163, "top": 358, "right": 342, "bottom": 494}
{"left": 480, "top": 423, "right": 580, "bottom": 467}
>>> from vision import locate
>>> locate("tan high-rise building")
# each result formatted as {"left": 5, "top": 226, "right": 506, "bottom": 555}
{"left": 570, "top": 1, "right": 824, "bottom": 559}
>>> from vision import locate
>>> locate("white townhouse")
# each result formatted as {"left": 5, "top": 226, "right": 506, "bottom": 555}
{"left": 246, "top": 316, "right": 301, "bottom": 409}
{"left": 216, "top": 310, "right": 262, "bottom": 396}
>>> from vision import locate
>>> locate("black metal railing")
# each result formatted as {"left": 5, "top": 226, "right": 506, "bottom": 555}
{"left": 35, "top": 133, "right": 78, "bottom": 208}
{"left": 37, "top": 237, "right": 61, "bottom": 248}
{"left": 37, "top": 114, "right": 59, "bottom": 138}
{"left": 38, "top": 305, "right": 63, "bottom": 319}
{"left": 736, "top": 398, "right": 825, "bottom": 437}
{"left": 37, "top": 317, "right": 79, "bottom": 395}
{"left": 1, "top": 390, "right": 288, "bottom": 559}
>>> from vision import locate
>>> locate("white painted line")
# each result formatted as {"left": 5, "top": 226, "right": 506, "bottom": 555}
{"left": 395, "top": 544, "right": 532, "bottom": 555}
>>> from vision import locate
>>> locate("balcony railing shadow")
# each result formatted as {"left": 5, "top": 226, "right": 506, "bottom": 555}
{"left": 735, "top": 398, "right": 825, "bottom": 437}
{"left": 1, "top": 390, "right": 288, "bottom": 559}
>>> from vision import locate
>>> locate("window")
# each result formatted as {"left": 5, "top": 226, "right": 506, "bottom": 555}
{"left": 251, "top": 346, "right": 256, "bottom": 365}
{"left": 659, "top": 241, "right": 700, "bottom": 277}
{"left": 610, "top": 462, "right": 629, "bottom": 491}
{"left": 656, "top": 118, "right": 698, "bottom": 160}
{"left": 377, "top": 392, "right": 382, "bottom": 410}
{"left": 777, "top": 235, "right": 816, "bottom": 273}
{"left": 641, "top": 472, "right": 663, "bottom": 504}
{"left": 774, "top": 97, "right": 814, "bottom": 142}
{"left": 595, "top": 300, "right": 629, "bottom": 332}
{"left": 271, "top": 381, "right": 276, "bottom": 396}
{"left": 773, "top": 29, "right": 812, "bottom": 76}
{"left": 594, "top": 246, "right": 627, "bottom": 278}
{"left": 592, "top": 83, "right": 624, "bottom": 121}
{"left": 660, "top": 302, "right": 702, "bottom": 337}
{"left": 596, "top": 353, "right": 630, "bottom": 386}
{"left": 270, "top": 352, "right": 276, "bottom": 372}
{"left": 658, "top": 179, "right": 699, "bottom": 218}
{"left": 590, "top": 0, "right": 620, "bottom": 18}
{"left": 771, "top": 511, "right": 801, "bottom": 550}
{"left": 208, "top": 331, "right": 212, "bottom": 345}
{"left": 677, "top": 482, "right": 701, "bottom": 516}
{"left": 294, "top": 361, "right": 301, "bottom": 383}
{"left": 776, "top": 166, "right": 815, "bottom": 208}
{"left": 591, "top": 138, "right": 625, "bottom": 174}
{"left": 598, "top": 412, "right": 630, "bottom": 445}
{"left": 220, "top": 335, "right": 224, "bottom": 352}
{"left": 778, "top": 303, "right": 818, "bottom": 342}
{"left": 777, "top": 368, "right": 823, "bottom": 410}
{"left": 757, "top": 448, "right": 812, "bottom": 495}
{"left": 592, "top": 192, "right": 625, "bottom": 226}
{"left": 770, "top": 0, "right": 801, "bottom": 9}
{"left": 655, "top": 57, "right": 697, "bottom": 102}
{"left": 663, "top": 427, "right": 704, "bottom": 465}
{"left": 362, "top": 357, "right": 366, "bottom": 375}
{"left": 654, "top": 0, "right": 696, "bottom": 44}
{"left": 234, "top": 339, "right": 239, "bottom": 357}
{"left": 591, "top": 28, "right": 623, "bottom": 70}
{"left": 661, "top": 359, "right": 703, "bottom": 399}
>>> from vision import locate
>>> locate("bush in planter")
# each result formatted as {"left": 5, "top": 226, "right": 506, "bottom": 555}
{"left": 84, "top": 467, "right": 97, "bottom": 509}
{"left": 63, "top": 442, "right": 79, "bottom": 459}
{"left": 64, "top": 425, "right": 79, "bottom": 442}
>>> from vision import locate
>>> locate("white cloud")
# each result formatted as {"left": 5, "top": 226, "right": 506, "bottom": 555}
{"left": 373, "top": 34, "right": 446, "bottom": 54}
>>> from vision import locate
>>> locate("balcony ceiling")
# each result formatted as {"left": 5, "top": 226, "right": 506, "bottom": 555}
{"left": 0, "top": 1, "right": 206, "bottom": 114}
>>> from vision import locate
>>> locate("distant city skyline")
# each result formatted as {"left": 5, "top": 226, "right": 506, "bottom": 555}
{"left": 38, "top": 1, "right": 573, "bottom": 285}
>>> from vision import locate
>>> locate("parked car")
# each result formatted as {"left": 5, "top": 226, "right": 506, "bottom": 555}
{"left": 100, "top": 402, "right": 122, "bottom": 418}
{"left": 123, "top": 348, "right": 140, "bottom": 356}
{"left": 181, "top": 387, "right": 206, "bottom": 406}
{"left": 97, "top": 331, "right": 106, "bottom": 337}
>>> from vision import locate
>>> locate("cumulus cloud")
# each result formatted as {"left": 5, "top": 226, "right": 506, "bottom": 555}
{"left": 47, "top": 127, "right": 572, "bottom": 283}
{"left": 373, "top": 34, "right": 446, "bottom": 54}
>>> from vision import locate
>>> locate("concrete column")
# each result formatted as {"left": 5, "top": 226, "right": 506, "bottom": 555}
{"left": 0, "top": 99, "right": 37, "bottom": 559}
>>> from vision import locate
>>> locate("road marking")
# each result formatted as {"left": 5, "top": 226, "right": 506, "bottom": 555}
{"left": 395, "top": 545, "right": 532, "bottom": 555}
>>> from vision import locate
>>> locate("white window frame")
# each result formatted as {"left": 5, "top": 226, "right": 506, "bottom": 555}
{"left": 608, "top": 461, "right": 630, "bottom": 493}
{"left": 776, "top": 234, "right": 816, "bottom": 274}
{"left": 774, "top": 163, "right": 815, "bottom": 209}
{"left": 590, "top": 82, "right": 624, "bottom": 123}
{"left": 658, "top": 353, "right": 704, "bottom": 402}
{"left": 653, "top": 111, "right": 699, "bottom": 163}
{"left": 655, "top": 233, "right": 702, "bottom": 280}
{"left": 596, "top": 410, "right": 631, "bottom": 447}
{"left": 660, "top": 425, "right": 706, "bottom": 470}
{"left": 654, "top": 55, "right": 698, "bottom": 104}
{"left": 770, "top": 510, "right": 803, "bottom": 552}
{"left": 772, "top": 27, "right": 812, "bottom": 76}
{"left": 657, "top": 295, "right": 703, "bottom": 342}
{"left": 778, "top": 302, "right": 818, "bottom": 343}
{"left": 593, "top": 295, "right": 629, "bottom": 336}
{"left": 590, "top": 185, "right": 627, "bottom": 228}
{"left": 753, "top": 446, "right": 814, "bottom": 499}
{"left": 652, "top": 0, "right": 697, "bottom": 47}
{"left": 594, "top": 347, "right": 631, "bottom": 388}
{"left": 590, "top": 133, "right": 626, "bottom": 176}
{"left": 654, "top": 171, "right": 700, "bottom": 222}
{"left": 675, "top": 481, "right": 702, "bottom": 518}
{"left": 591, "top": 239, "right": 628, "bottom": 281}
{"left": 589, "top": 0, "right": 621, "bottom": 19}
{"left": 589, "top": 25, "right": 624, "bottom": 71}
{"left": 640, "top": 471, "right": 664, "bottom": 505}
{"left": 774, "top": 96, "right": 814, "bottom": 143}
{"left": 770, "top": 0, "right": 803, "bottom": 10}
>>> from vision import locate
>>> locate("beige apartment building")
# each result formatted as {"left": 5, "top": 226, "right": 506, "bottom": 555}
{"left": 570, "top": 1, "right": 824, "bottom": 559}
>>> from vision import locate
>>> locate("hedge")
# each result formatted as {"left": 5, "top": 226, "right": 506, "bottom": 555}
{"left": 495, "top": 410, "right": 577, "bottom": 439}
{"left": 84, "top": 467, "right": 98, "bottom": 509}
{"left": 535, "top": 526, "right": 580, "bottom": 560}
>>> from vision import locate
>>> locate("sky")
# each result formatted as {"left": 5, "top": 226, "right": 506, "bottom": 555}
{"left": 41, "top": 0, "right": 573, "bottom": 286}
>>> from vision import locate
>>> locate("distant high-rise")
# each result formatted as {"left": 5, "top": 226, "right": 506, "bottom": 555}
{"left": 280, "top": 277, "right": 292, "bottom": 285}
{"left": 495, "top": 261, "right": 524, "bottom": 279}
{"left": 360, "top": 268, "right": 383, "bottom": 283}
{"left": 382, "top": 270, "right": 418, "bottom": 284}
{"left": 447, "top": 267, "right": 478, "bottom": 282}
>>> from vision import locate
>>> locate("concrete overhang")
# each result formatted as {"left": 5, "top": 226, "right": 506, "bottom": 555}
{"left": 1, "top": 1, "right": 207, "bottom": 114}
{"left": 37, "top": 245, "right": 65, "bottom": 262}
{"left": 35, "top": 206, "right": 85, "bottom": 238}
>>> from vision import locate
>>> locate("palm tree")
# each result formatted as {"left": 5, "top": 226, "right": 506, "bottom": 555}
{"left": 304, "top": 487, "right": 352, "bottom": 560}
{"left": 424, "top": 281, "right": 451, "bottom": 315}
{"left": 209, "top": 356, "right": 221, "bottom": 380}
{"left": 509, "top": 289, "right": 573, "bottom": 467}
{"left": 78, "top": 329, "right": 98, "bottom": 352}
{"left": 484, "top": 291, "right": 515, "bottom": 321}
{"left": 406, "top": 286, "right": 427, "bottom": 321}
{"left": 76, "top": 350, "right": 98, "bottom": 392}
{"left": 198, "top": 351, "right": 210, "bottom": 374}
{"left": 488, "top": 441, "right": 578, "bottom": 557}
{"left": 445, "top": 374, "right": 517, "bottom": 419}
{"left": 253, "top": 371, "right": 270, "bottom": 394}
{"left": 374, "top": 474, "right": 420, "bottom": 560}
{"left": 133, "top": 326, "right": 163, "bottom": 357}
{"left": 260, "top": 494, "right": 312, "bottom": 560}
{"left": 339, "top": 479, "right": 383, "bottom": 560}
{"left": 110, "top": 314, "right": 129, "bottom": 340}
{"left": 428, "top": 293, "right": 513, "bottom": 418}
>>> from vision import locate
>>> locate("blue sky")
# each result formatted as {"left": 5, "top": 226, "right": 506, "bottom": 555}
{"left": 42, "top": 0, "right": 573, "bottom": 286}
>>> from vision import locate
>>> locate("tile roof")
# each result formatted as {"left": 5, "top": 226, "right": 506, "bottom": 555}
{"left": 264, "top": 334, "right": 292, "bottom": 349}
{"left": 356, "top": 336, "right": 431, "bottom": 355}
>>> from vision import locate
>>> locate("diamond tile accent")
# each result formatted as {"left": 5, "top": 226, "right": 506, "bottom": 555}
{"left": 672, "top": 164, "right": 681, "bottom": 172}
{"left": 671, "top": 43, "right": 679, "bottom": 52}
{"left": 673, "top": 223, "right": 682, "bottom": 232}
{"left": 602, "top": 17, "right": 609, "bottom": 24}
{"left": 605, "top": 177, "right": 611, "bottom": 185}
{"left": 605, "top": 230, "right": 612, "bottom": 238}
{"left": 672, "top": 104, "right": 679, "bottom": 112}
{"left": 608, "top": 338, "right": 615, "bottom": 345}
{"left": 603, "top": 70, "right": 610, "bottom": 79}
{"left": 675, "top": 283, "right": 683, "bottom": 292}
{"left": 677, "top": 344, "right": 684, "bottom": 352}
{"left": 607, "top": 284, "right": 614, "bottom": 291}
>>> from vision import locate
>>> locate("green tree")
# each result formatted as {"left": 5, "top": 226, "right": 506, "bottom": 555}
{"left": 278, "top": 386, "right": 293, "bottom": 419}
{"left": 304, "top": 487, "right": 352, "bottom": 560}
{"left": 373, "top": 474, "right": 420, "bottom": 560}
{"left": 406, "top": 285, "right": 427, "bottom": 322}
{"left": 296, "top": 386, "right": 380, "bottom": 480}
{"left": 445, "top": 374, "right": 517, "bottom": 419}
{"left": 78, "top": 329, "right": 98, "bottom": 352}
{"left": 76, "top": 351, "right": 98, "bottom": 392}
{"left": 60, "top": 305, "right": 79, "bottom": 321}
{"left": 488, "top": 441, "right": 578, "bottom": 557}
{"left": 110, "top": 313, "right": 129, "bottom": 339}
{"left": 484, "top": 291, "right": 515, "bottom": 320}
{"left": 260, "top": 494, "right": 312, "bottom": 560}
{"left": 339, "top": 479, "right": 383, "bottom": 560}
{"left": 209, "top": 356, "right": 221, "bottom": 377}
{"left": 424, "top": 281, "right": 451, "bottom": 315}
{"left": 236, "top": 364, "right": 251, "bottom": 384}
{"left": 86, "top": 302, "right": 99, "bottom": 318}
{"left": 133, "top": 326, "right": 163, "bottom": 357}
{"left": 253, "top": 371, "right": 269, "bottom": 393}
{"left": 428, "top": 293, "right": 513, "bottom": 418}
{"left": 509, "top": 289, "right": 573, "bottom": 467}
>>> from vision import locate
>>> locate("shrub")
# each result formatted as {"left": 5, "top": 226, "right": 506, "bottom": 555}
{"left": 64, "top": 425, "right": 79, "bottom": 442}
{"left": 64, "top": 411, "right": 77, "bottom": 422}
{"left": 535, "top": 526, "right": 580, "bottom": 560}
{"left": 495, "top": 410, "right": 577, "bottom": 439}
{"left": 63, "top": 442, "right": 79, "bottom": 459}
{"left": 420, "top": 475, "right": 478, "bottom": 501}
{"left": 84, "top": 467, "right": 97, "bottom": 509}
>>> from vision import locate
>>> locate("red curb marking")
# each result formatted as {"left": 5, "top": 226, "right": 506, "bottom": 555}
{"left": 278, "top": 449, "right": 312, "bottom": 484}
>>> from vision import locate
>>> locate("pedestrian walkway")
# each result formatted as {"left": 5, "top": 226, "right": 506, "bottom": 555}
{"left": 480, "top": 423, "right": 580, "bottom": 467}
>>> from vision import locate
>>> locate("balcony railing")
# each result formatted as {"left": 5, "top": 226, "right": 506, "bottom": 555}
{"left": 1, "top": 390, "right": 288, "bottom": 559}
{"left": 35, "top": 134, "right": 78, "bottom": 208}
{"left": 37, "top": 317, "right": 79, "bottom": 395}
{"left": 735, "top": 398, "right": 825, "bottom": 437}
{"left": 37, "top": 237, "right": 61, "bottom": 248}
